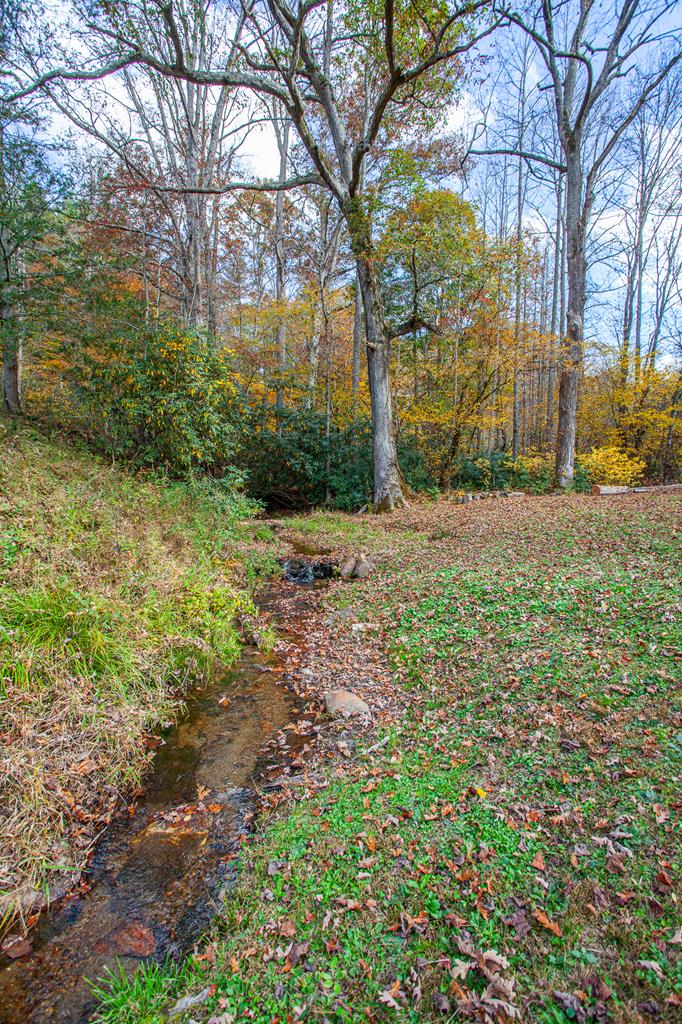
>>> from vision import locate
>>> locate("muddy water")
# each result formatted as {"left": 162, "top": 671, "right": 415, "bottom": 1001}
{"left": 0, "top": 574, "right": 325, "bottom": 1024}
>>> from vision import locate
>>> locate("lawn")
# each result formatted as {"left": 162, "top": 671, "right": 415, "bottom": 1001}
{"left": 94, "top": 492, "right": 680, "bottom": 1022}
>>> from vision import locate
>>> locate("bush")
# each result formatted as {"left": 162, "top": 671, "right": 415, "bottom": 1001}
{"left": 240, "top": 409, "right": 433, "bottom": 510}
{"left": 451, "top": 448, "right": 595, "bottom": 495}
{"left": 452, "top": 449, "right": 554, "bottom": 493}
{"left": 451, "top": 450, "right": 511, "bottom": 491}
{"left": 80, "top": 320, "right": 243, "bottom": 477}
{"left": 578, "top": 446, "right": 646, "bottom": 487}
{"left": 511, "top": 450, "right": 554, "bottom": 494}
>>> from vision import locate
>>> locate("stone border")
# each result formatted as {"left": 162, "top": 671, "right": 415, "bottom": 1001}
{"left": 591, "top": 483, "right": 682, "bottom": 495}
{"left": 450, "top": 490, "right": 527, "bottom": 504}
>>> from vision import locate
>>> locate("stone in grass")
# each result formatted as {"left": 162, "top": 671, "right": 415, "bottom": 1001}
{"left": 591, "top": 484, "right": 630, "bottom": 495}
{"left": 353, "top": 554, "right": 373, "bottom": 578}
{"left": 340, "top": 553, "right": 373, "bottom": 579}
{"left": 340, "top": 555, "right": 357, "bottom": 578}
{"left": 324, "top": 689, "right": 371, "bottom": 718}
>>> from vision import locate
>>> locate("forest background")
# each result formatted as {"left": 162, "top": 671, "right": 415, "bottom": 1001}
{"left": 1, "top": 0, "right": 680, "bottom": 512}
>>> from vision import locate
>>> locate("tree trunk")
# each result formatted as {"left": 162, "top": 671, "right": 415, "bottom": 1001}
{"left": 546, "top": 177, "right": 562, "bottom": 445}
{"left": 351, "top": 279, "right": 362, "bottom": 417}
{"left": 512, "top": 64, "right": 527, "bottom": 463}
{"left": 439, "top": 426, "right": 462, "bottom": 490}
{"left": 1, "top": 278, "right": 21, "bottom": 415}
{"left": 274, "top": 120, "right": 290, "bottom": 417}
{"left": 306, "top": 303, "right": 321, "bottom": 410}
{"left": 555, "top": 148, "right": 586, "bottom": 488}
{"left": 354, "top": 251, "right": 406, "bottom": 511}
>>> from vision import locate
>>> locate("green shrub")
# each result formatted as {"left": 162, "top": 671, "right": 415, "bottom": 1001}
{"left": 240, "top": 410, "right": 433, "bottom": 510}
{"left": 510, "top": 450, "right": 554, "bottom": 493}
{"left": 451, "top": 448, "right": 591, "bottom": 494}
{"left": 80, "top": 320, "right": 243, "bottom": 477}
{"left": 452, "top": 450, "right": 513, "bottom": 491}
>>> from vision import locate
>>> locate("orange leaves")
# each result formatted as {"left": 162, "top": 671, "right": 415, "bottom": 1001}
{"left": 278, "top": 919, "right": 296, "bottom": 939}
{"left": 532, "top": 907, "right": 562, "bottom": 937}
{"left": 531, "top": 851, "right": 546, "bottom": 871}
{"left": 388, "top": 909, "right": 430, "bottom": 937}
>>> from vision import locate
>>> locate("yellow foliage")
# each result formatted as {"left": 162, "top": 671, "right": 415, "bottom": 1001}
{"left": 513, "top": 451, "right": 551, "bottom": 477}
{"left": 578, "top": 446, "right": 646, "bottom": 487}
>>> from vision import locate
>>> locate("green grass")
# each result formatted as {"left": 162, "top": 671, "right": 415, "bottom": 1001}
{"left": 91, "top": 494, "right": 682, "bottom": 1021}
{"left": 0, "top": 420, "right": 279, "bottom": 932}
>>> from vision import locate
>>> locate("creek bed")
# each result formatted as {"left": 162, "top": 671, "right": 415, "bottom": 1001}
{"left": 0, "top": 566, "right": 329, "bottom": 1023}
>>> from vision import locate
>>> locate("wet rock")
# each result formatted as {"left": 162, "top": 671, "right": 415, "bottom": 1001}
{"left": 324, "top": 689, "right": 371, "bottom": 718}
{"left": 280, "top": 559, "right": 336, "bottom": 583}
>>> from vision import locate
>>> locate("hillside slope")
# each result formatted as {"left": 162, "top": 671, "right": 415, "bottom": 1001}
{"left": 0, "top": 421, "right": 276, "bottom": 936}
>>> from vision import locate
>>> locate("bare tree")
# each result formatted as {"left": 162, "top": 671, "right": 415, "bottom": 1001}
{"left": 27, "top": 1, "right": 252, "bottom": 331}
{"left": 618, "top": 72, "right": 682, "bottom": 386}
{"left": 501, "top": 0, "right": 681, "bottom": 486}
{"left": 272, "top": 100, "right": 290, "bottom": 417}
{"left": 0, "top": 1, "right": 55, "bottom": 413}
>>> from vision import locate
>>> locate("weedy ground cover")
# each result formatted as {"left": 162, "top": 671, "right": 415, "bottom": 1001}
{"left": 0, "top": 422, "right": 278, "bottom": 935}
{"left": 93, "top": 492, "right": 682, "bottom": 1022}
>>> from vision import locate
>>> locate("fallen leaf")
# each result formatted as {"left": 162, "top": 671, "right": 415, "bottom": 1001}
{"left": 285, "top": 941, "right": 310, "bottom": 968}
{"left": 532, "top": 907, "right": 562, "bottom": 937}
{"left": 379, "top": 979, "right": 404, "bottom": 1009}
{"left": 1, "top": 934, "right": 32, "bottom": 959}
{"left": 110, "top": 921, "right": 155, "bottom": 957}
{"left": 432, "top": 991, "right": 451, "bottom": 1014}
{"left": 638, "top": 959, "right": 664, "bottom": 980}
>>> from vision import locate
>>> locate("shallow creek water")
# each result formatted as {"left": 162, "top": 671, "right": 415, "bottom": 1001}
{"left": 0, "top": 569, "right": 329, "bottom": 1024}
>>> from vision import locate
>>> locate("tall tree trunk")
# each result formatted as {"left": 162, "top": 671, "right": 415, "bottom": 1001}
{"left": 546, "top": 178, "right": 562, "bottom": 444}
{"left": 555, "top": 147, "right": 586, "bottom": 488}
{"left": 350, "top": 159, "right": 366, "bottom": 421}
{"left": 306, "top": 304, "right": 321, "bottom": 410}
{"left": 439, "top": 426, "right": 462, "bottom": 490}
{"left": 354, "top": 251, "right": 406, "bottom": 511}
{"left": 351, "top": 280, "right": 362, "bottom": 417}
{"left": 512, "top": 59, "right": 528, "bottom": 463}
{"left": 274, "top": 119, "right": 290, "bottom": 417}
{"left": 1, "top": 276, "right": 21, "bottom": 415}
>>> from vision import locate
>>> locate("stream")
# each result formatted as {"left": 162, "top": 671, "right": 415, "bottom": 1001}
{"left": 0, "top": 560, "right": 332, "bottom": 1024}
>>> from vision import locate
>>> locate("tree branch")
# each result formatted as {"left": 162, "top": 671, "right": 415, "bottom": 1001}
{"left": 389, "top": 314, "right": 441, "bottom": 339}
{"left": 466, "top": 147, "right": 566, "bottom": 172}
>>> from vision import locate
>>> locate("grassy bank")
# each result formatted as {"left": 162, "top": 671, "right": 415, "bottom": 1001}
{"left": 0, "top": 420, "right": 277, "bottom": 935}
{"left": 100, "top": 491, "right": 681, "bottom": 1023}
